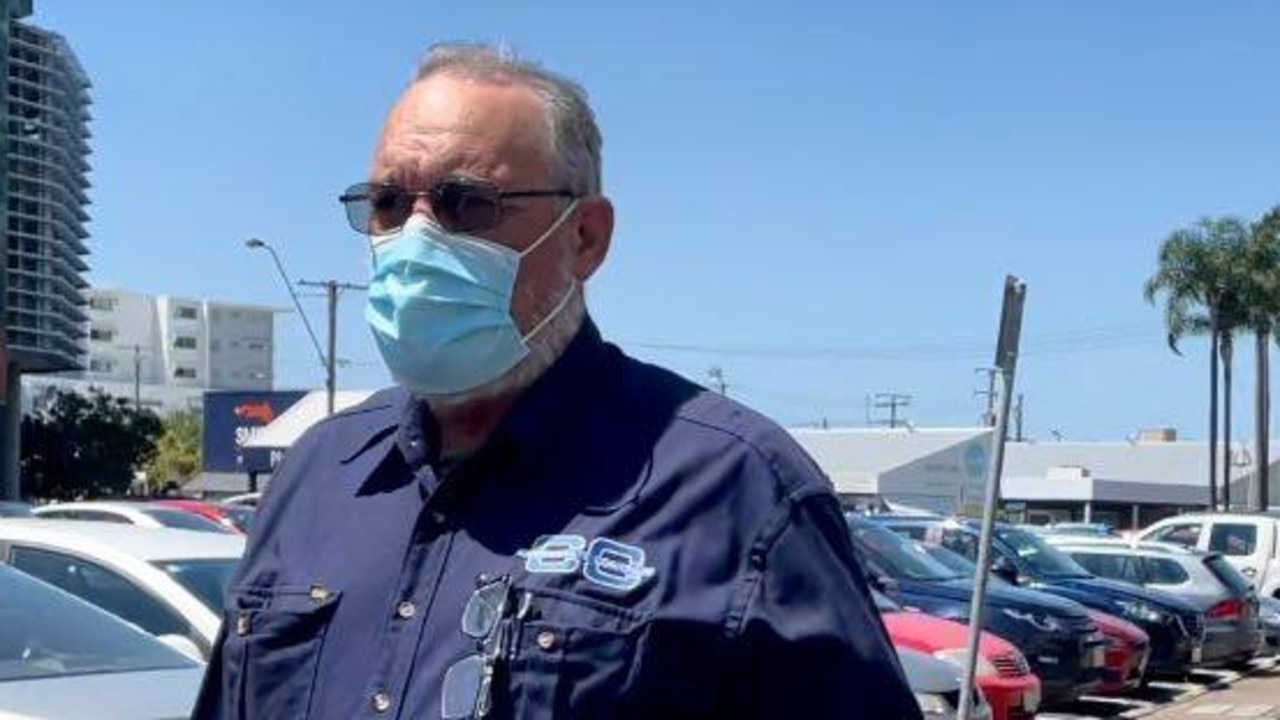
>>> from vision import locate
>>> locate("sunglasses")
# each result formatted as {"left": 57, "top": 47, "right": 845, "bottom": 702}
{"left": 339, "top": 178, "right": 576, "bottom": 235}
{"left": 441, "top": 576, "right": 516, "bottom": 719}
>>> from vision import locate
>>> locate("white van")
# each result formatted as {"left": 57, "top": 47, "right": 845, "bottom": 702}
{"left": 1138, "top": 513, "right": 1280, "bottom": 598}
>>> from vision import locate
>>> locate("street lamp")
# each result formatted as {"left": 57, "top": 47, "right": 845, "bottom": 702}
{"left": 244, "top": 237, "right": 328, "bottom": 399}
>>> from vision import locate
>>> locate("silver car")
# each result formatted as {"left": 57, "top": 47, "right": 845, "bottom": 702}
{"left": 0, "top": 564, "right": 204, "bottom": 719}
{"left": 1049, "top": 537, "right": 1262, "bottom": 666}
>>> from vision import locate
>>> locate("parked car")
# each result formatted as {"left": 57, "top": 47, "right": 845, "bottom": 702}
{"left": 846, "top": 514, "right": 1105, "bottom": 706}
{"left": 877, "top": 591, "right": 1040, "bottom": 720}
{"left": 220, "top": 492, "right": 261, "bottom": 508}
{"left": 0, "top": 519, "right": 244, "bottom": 659}
{"left": 0, "top": 563, "right": 204, "bottom": 719}
{"left": 876, "top": 516, "right": 1205, "bottom": 679}
{"left": 1086, "top": 609, "right": 1150, "bottom": 694}
{"left": 151, "top": 498, "right": 254, "bottom": 535}
{"left": 1049, "top": 536, "right": 1262, "bottom": 666}
{"left": 1261, "top": 596, "right": 1280, "bottom": 655}
{"left": 1043, "top": 523, "right": 1117, "bottom": 538}
{"left": 1138, "top": 513, "right": 1280, "bottom": 599}
{"left": 0, "top": 502, "right": 32, "bottom": 518}
{"left": 897, "top": 646, "right": 993, "bottom": 720}
{"left": 32, "top": 500, "right": 237, "bottom": 534}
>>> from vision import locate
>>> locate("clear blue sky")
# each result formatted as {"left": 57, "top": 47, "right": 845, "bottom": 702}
{"left": 32, "top": 1, "right": 1280, "bottom": 441}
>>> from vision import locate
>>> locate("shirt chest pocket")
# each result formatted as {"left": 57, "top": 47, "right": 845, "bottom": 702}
{"left": 500, "top": 589, "right": 648, "bottom": 720}
{"left": 221, "top": 584, "right": 342, "bottom": 720}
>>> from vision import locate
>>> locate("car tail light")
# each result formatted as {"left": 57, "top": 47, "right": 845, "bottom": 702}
{"left": 1207, "top": 598, "right": 1245, "bottom": 620}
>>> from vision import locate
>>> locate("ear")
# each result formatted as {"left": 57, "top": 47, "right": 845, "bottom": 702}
{"left": 570, "top": 196, "right": 614, "bottom": 281}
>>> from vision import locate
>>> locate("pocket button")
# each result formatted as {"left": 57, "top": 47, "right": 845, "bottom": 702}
{"left": 536, "top": 630, "right": 557, "bottom": 651}
{"left": 371, "top": 691, "right": 392, "bottom": 713}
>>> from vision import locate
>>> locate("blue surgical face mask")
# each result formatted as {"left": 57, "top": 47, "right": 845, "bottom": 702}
{"left": 365, "top": 201, "right": 579, "bottom": 397}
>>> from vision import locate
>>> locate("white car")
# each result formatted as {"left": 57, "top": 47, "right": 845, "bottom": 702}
{"left": 0, "top": 563, "right": 204, "bottom": 719}
{"left": 1139, "top": 513, "right": 1280, "bottom": 598}
{"left": 0, "top": 519, "right": 244, "bottom": 659}
{"left": 220, "top": 492, "right": 262, "bottom": 508}
{"left": 32, "top": 500, "right": 235, "bottom": 534}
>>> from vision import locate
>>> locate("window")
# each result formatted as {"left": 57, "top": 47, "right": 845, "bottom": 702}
{"left": 9, "top": 546, "right": 191, "bottom": 637}
{"left": 1209, "top": 523, "right": 1258, "bottom": 557}
{"left": 1149, "top": 522, "right": 1202, "bottom": 548}
{"left": 1071, "top": 552, "right": 1143, "bottom": 584}
{"left": 88, "top": 327, "right": 114, "bottom": 342}
{"left": 246, "top": 341, "right": 268, "bottom": 352}
{"left": 173, "top": 336, "right": 197, "bottom": 350}
{"left": 1141, "top": 557, "right": 1190, "bottom": 585}
{"left": 88, "top": 358, "right": 114, "bottom": 373}
{"left": 174, "top": 367, "right": 197, "bottom": 380}
{"left": 175, "top": 305, "right": 198, "bottom": 320}
{"left": 88, "top": 296, "right": 116, "bottom": 311}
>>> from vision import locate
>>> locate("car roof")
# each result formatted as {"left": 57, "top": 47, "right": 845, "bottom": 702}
{"left": 1048, "top": 536, "right": 1214, "bottom": 558}
{"left": 1148, "top": 512, "right": 1279, "bottom": 523}
{"left": 0, "top": 518, "right": 245, "bottom": 561}
{"left": 33, "top": 500, "right": 147, "bottom": 513}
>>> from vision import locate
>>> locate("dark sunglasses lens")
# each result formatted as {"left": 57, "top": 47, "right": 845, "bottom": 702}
{"left": 434, "top": 182, "right": 500, "bottom": 232}
{"left": 462, "top": 580, "right": 508, "bottom": 638}
{"left": 369, "top": 186, "right": 414, "bottom": 234}
{"left": 441, "top": 654, "right": 483, "bottom": 719}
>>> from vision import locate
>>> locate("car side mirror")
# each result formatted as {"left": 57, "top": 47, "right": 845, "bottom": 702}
{"left": 990, "top": 555, "right": 1020, "bottom": 584}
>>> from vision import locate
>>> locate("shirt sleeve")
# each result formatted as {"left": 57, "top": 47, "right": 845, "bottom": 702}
{"left": 729, "top": 492, "right": 923, "bottom": 719}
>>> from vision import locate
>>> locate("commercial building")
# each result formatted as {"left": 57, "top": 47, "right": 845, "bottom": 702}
{"left": 791, "top": 426, "right": 1280, "bottom": 530}
{"left": 23, "top": 288, "right": 279, "bottom": 415}
{"left": 0, "top": 0, "right": 91, "bottom": 499}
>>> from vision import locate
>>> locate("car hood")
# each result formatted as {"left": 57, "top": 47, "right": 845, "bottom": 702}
{"left": 882, "top": 610, "right": 1016, "bottom": 657}
{"left": 895, "top": 646, "right": 961, "bottom": 695}
{"left": 1039, "top": 576, "right": 1199, "bottom": 614}
{"left": 907, "top": 577, "right": 1089, "bottom": 618}
{"left": 0, "top": 667, "right": 202, "bottom": 720}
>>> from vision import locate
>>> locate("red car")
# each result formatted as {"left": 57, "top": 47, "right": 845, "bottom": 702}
{"left": 151, "top": 499, "right": 254, "bottom": 535}
{"left": 1087, "top": 609, "right": 1149, "bottom": 694}
{"left": 879, "top": 596, "right": 1041, "bottom": 720}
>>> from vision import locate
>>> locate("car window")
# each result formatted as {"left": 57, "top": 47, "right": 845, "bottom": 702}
{"left": 76, "top": 510, "right": 131, "bottom": 524}
{"left": 890, "top": 525, "right": 928, "bottom": 541}
{"left": 0, "top": 565, "right": 195, "bottom": 681}
{"left": 1149, "top": 522, "right": 1203, "bottom": 548}
{"left": 153, "top": 558, "right": 239, "bottom": 613}
{"left": 9, "top": 546, "right": 190, "bottom": 637}
{"left": 35, "top": 509, "right": 78, "bottom": 520}
{"left": 1141, "top": 557, "right": 1190, "bottom": 585}
{"left": 939, "top": 529, "right": 980, "bottom": 562}
{"left": 1071, "top": 552, "right": 1143, "bottom": 583}
{"left": 140, "top": 507, "right": 235, "bottom": 533}
{"left": 1209, "top": 523, "right": 1258, "bottom": 556}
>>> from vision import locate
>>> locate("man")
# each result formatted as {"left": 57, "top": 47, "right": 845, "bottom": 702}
{"left": 194, "top": 44, "right": 919, "bottom": 719}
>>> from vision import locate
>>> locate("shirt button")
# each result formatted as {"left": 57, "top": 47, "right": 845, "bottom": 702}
{"left": 371, "top": 691, "right": 392, "bottom": 713}
{"left": 395, "top": 600, "right": 417, "bottom": 620}
{"left": 536, "top": 630, "right": 557, "bottom": 651}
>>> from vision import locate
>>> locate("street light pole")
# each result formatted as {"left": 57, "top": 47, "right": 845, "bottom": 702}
{"left": 299, "top": 279, "right": 367, "bottom": 416}
{"left": 244, "top": 239, "right": 326, "bottom": 371}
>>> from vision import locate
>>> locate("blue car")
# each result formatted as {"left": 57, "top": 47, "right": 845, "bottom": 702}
{"left": 874, "top": 516, "right": 1206, "bottom": 678}
{"left": 845, "top": 514, "right": 1107, "bottom": 706}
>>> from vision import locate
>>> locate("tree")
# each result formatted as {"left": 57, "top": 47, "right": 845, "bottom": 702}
{"left": 1145, "top": 217, "right": 1251, "bottom": 510}
{"left": 144, "top": 410, "right": 202, "bottom": 493}
{"left": 1244, "top": 206, "right": 1280, "bottom": 510}
{"left": 21, "top": 387, "right": 163, "bottom": 501}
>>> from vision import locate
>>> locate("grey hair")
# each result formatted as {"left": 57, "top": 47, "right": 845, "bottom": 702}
{"left": 416, "top": 43, "right": 603, "bottom": 196}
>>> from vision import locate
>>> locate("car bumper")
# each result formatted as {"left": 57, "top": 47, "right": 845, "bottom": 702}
{"left": 1199, "top": 622, "right": 1262, "bottom": 666}
{"left": 977, "top": 674, "right": 1041, "bottom": 720}
{"left": 1096, "top": 637, "right": 1149, "bottom": 695}
{"left": 1144, "top": 619, "right": 1199, "bottom": 676}
{"left": 1025, "top": 633, "right": 1106, "bottom": 706}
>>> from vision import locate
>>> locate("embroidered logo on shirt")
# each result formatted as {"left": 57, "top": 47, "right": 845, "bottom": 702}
{"left": 517, "top": 535, "right": 656, "bottom": 592}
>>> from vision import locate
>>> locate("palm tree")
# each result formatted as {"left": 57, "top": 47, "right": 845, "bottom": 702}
{"left": 1145, "top": 218, "right": 1251, "bottom": 510}
{"left": 1245, "top": 206, "right": 1280, "bottom": 510}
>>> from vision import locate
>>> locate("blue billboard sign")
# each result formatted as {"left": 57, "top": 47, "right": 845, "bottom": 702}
{"left": 202, "top": 390, "right": 307, "bottom": 474}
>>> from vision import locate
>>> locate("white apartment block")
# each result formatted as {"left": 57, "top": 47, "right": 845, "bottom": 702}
{"left": 24, "top": 288, "right": 277, "bottom": 414}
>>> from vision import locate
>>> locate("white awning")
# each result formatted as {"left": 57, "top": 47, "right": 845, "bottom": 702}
{"left": 242, "top": 390, "right": 375, "bottom": 450}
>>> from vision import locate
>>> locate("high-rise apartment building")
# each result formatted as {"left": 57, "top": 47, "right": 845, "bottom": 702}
{"left": 1, "top": 0, "right": 91, "bottom": 498}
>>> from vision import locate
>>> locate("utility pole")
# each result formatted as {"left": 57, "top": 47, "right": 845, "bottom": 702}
{"left": 298, "top": 279, "right": 367, "bottom": 415}
{"left": 974, "top": 367, "right": 997, "bottom": 426}
{"left": 133, "top": 344, "right": 142, "bottom": 412}
{"left": 707, "top": 366, "right": 727, "bottom": 395}
{"left": 872, "top": 392, "right": 912, "bottom": 428}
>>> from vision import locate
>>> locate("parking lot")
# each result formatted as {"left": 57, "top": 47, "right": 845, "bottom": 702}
{"left": 1041, "top": 656, "right": 1280, "bottom": 719}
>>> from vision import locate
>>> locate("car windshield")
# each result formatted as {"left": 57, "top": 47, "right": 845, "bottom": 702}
{"left": 847, "top": 520, "right": 964, "bottom": 582}
{"left": 154, "top": 558, "right": 239, "bottom": 612}
{"left": 0, "top": 565, "right": 196, "bottom": 682}
{"left": 218, "top": 505, "right": 254, "bottom": 533}
{"left": 921, "top": 543, "right": 979, "bottom": 576}
{"left": 141, "top": 507, "right": 236, "bottom": 534}
{"left": 995, "top": 526, "right": 1091, "bottom": 579}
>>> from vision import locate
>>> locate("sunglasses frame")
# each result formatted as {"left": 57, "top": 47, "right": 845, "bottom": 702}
{"left": 339, "top": 178, "right": 576, "bottom": 235}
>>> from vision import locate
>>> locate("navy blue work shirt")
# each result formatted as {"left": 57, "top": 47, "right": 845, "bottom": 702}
{"left": 193, "top": 318, "right": 919, "bottom": 719}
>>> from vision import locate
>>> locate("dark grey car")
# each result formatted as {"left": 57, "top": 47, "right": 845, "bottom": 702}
{"left": 1050, "top": 537, "right": 1262, "bottom": 666}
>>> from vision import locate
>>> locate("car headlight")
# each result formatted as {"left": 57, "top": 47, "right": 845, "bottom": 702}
{"left": 1001, "top": 607, "right": 1065, "bottom": 632}
{"left": 933, "top": 648, "right": 997, "bottom": 677}
{"left": 1117, "top": 600, "right": 1164, "bottom": 624}
{"left": 914, "top": 692, "right": 956, "bottom": 719}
